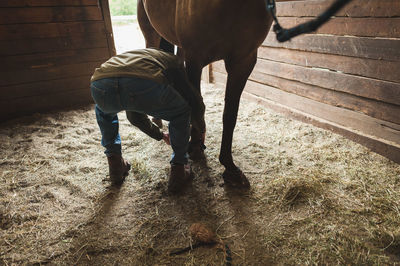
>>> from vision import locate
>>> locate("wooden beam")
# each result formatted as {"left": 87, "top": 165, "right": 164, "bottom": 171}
{"left": 1, "top": 48, "right": 109, "bottom": 72}
{"left": 258, "top": 46, "right": 400, "bottom": 83}
{"left": 275, "top": 17, "right": 400, "bottom": 38}
{"left": 212, "top": 71, "right": 400, "bottom": 146}
{"left": 276, "top": 0, "right": 400, "bottom": 18}
{"left": 0, "top": 33, "right": 108, "bottom": 56}
{"left": 0, "top": 21, "right": 106, "bottom": 41}
{"left": 0, "top": 6, "right": 103, "bottom": 24}
{"left": 213, "top": 60, "right": 400, "bottom": 106}
{"left": 1, "top": 76, "right": 91, "bottom": 100}
{"left": 0, "top": 88, "right": 93, "bottom": 122}
{"left": 255, "top": 59, "right": 400, "bottom": 106}
{"left": 256, "top": 71, "right": 400, "bottom": 125}
{"left": 263, "top": 34, "right": 400, "bottom": 61}
{"left": 0, "top": 0, "right": 98, "bottom": 7}
{"left": 99, "top": 0, "right": 116, "bottom": 57}
{"left": 213, "top": 64, "right": 400, "bottom": 124}
{"left": 0, "top": 61, "right": 103, "bottom": 87}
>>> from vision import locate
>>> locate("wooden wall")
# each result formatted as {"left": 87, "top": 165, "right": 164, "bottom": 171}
{"left": 0, "top": 0, "right": 115, "bottom": 122}
{"left": 210, "top": 0, "right": 400, "bottom": 163}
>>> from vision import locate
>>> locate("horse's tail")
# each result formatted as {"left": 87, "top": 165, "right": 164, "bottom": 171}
{"left": 267, "top": 0, "right": 352, "bottom": 42}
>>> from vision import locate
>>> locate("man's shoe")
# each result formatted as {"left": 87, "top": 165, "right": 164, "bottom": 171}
{"left": 168, "top": 163, "right": 193, "bottom": 194}
{"left": 107, "top": 154, "right": 131, "bottom": 186}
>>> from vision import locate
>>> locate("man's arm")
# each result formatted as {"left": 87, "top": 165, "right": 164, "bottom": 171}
{"left": 166, "top": 66, "right": 206, "bottom": 134}
{"left": 125, "top": 111, "right": 164, "bottom": 141}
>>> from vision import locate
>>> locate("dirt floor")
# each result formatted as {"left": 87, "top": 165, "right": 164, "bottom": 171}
{"left": 1, "top": 83, "right": 400, "bottom": 265}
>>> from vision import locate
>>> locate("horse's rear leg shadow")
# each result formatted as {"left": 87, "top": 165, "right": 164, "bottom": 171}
{"left": 191, "top": 155, "right": 217, "bottom": 188}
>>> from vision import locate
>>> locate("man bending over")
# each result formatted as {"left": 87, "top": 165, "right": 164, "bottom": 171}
{"left": 90, "top": 48, "right": 205, "bottom": 193}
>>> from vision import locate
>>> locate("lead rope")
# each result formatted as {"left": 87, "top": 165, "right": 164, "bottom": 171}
{"left": 265, "top": 0, "right": 353, "bottom": 42}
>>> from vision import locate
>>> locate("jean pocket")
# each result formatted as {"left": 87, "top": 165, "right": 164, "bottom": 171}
{"left": 90, "top": 84, "right": 106, "bottom": 109}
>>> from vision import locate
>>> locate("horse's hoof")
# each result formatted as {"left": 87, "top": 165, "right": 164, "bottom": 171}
{"left": 189, "top": 146, "right": 205, "bottom": 161}
{"left": 222, "top": 168, "right": 250, "bottom": 189}
{"left": 188, "top": 142, "right": 205, "bottom": 161}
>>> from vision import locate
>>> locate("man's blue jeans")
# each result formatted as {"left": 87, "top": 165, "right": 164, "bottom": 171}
{"left": 90, "top": 77, "right": 191, "bottom": 165}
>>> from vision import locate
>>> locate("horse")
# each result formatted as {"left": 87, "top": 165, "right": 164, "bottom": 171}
{"left": 136, "top": 0, "right": 272, "bottom": 189}
{"left": 134, "top": 0, "right": 353, "bottom": 189}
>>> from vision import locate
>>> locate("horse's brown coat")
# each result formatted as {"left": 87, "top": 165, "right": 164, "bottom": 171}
{"left": 138, "top": 0, "right": 273, "bottom": 187}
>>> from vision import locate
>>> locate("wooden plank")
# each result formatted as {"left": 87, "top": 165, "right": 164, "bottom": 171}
{"left": 276, "top": 17, "right": 400, "bottom": 38}
{"left": 0, "top": 33, "right": 108, "bottom": 56}
{"left": 249, "top": 70, "right": 400, "bottom": 125}
{"left": 0, "top": 6, "right": 102, "bottom": 24}
{"left": 276, "top": 0, "right": 400, "bottom": 18}
{"left": 0, "top": 0, "right": 98, "bottom": 7}
{"left": 255, "top": 59, "right": 400, "bottom": 106}
{"left": 0, "top": 88, "right": 93, "bottom": 122}
{"left": 263, "top": 33, "right": 400, "bottom": 62}
{"left": 99, "top": 0, "right": 116, "bottom": 57}
{"left": 242, "top": 92, "right": 400, "bottom": 165}
{"left": 213, "top": 60, "right": 400, "bottom": 106}
{"left": 212, "top": 65, "right": 400, "bottom": 124}
{"left": 212, "top": 71, "right": 400, "bottom": 163}
{"left": 1, "top": 48, "right": 110, "bottom": 72}
{"left": 258, "top": 46, "right": 400, "bottom": 83}
{"left": 0, "top": 76, "right": 91, "bottom": 101}
{"left": 0, "top": 21, "right": 106, "bottom": 40}
{"left": 0, "top": 61, "right": 103, "bottom": 87}
{"left": 242, "top": 78, "right": 400, "bottom": 146}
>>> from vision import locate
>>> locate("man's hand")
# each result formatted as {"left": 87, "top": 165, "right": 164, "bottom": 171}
{"left": 162, "top": 132, "right": 171, "bottom": 145}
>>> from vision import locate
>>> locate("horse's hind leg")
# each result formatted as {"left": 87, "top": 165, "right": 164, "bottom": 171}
{"left": 137, "top": 0, "right": 174, "bottom": 53}
{"left": 137, "top": 0, "right": 173, "bottom": 128}
{"left": 219, "top": 51, "right": 258, "bottom": 189}
{"left": 184, "top": 58, "right": 206, "bottom": 160}
{"left": 137, "top": 0, "right": 160, "bottom": 48}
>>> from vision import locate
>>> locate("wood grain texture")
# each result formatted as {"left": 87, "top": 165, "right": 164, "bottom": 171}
{"left": 0, "top": 0, "right": 112, "bottom": 121}
{"left": 0, "top": 0, "right": 98, "bottom": 7}
{"left": 213, "top": 71, "right": 400, "bottom": 146}
{"left": 0, "top": 61, "right": 103, "bottom": 87}
{"left": 1, "top": 76, "right": 91, "bottom": 101}
{"left": 98, "top": 0, "right": 116, "bottom": 57}
{"left": 276, "top": 0, "right": 400, "bottom": 18}
{"left": 0, "top": 33, "right": 108, "bottom": 56}
{"left": 213, "top": 60, "right": 400, "bottom": 106}
{"left": 2, "top": 48, "right": 109, "bottom": 72}
{"left": 258, "top": 46, "right": 400, "bottom": 83}
{"left": 263, "top": 34, "right": 400, "bottom": 61}
{"left": 0, "top": 6, "right": 102, "bottom": 24}
{"left": 0, "top": 21, "right": 106, "bottom": 40}
{"left": 0, "top": 88, "right": 93, "bottom": 122}
{"left": 276, "top": 17, "right": 400, "bottom": 38}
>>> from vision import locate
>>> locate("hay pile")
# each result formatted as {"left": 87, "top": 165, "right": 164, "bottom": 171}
{"left": 1, "top": 84, "right": 399, "bottom": 265}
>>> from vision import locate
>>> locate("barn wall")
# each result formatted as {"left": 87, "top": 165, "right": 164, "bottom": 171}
{"left": 210, "top": 0, "right": 400, "bottom": 163}
{"left": 0, "top": 0, "right": 115, "bottom": 122}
